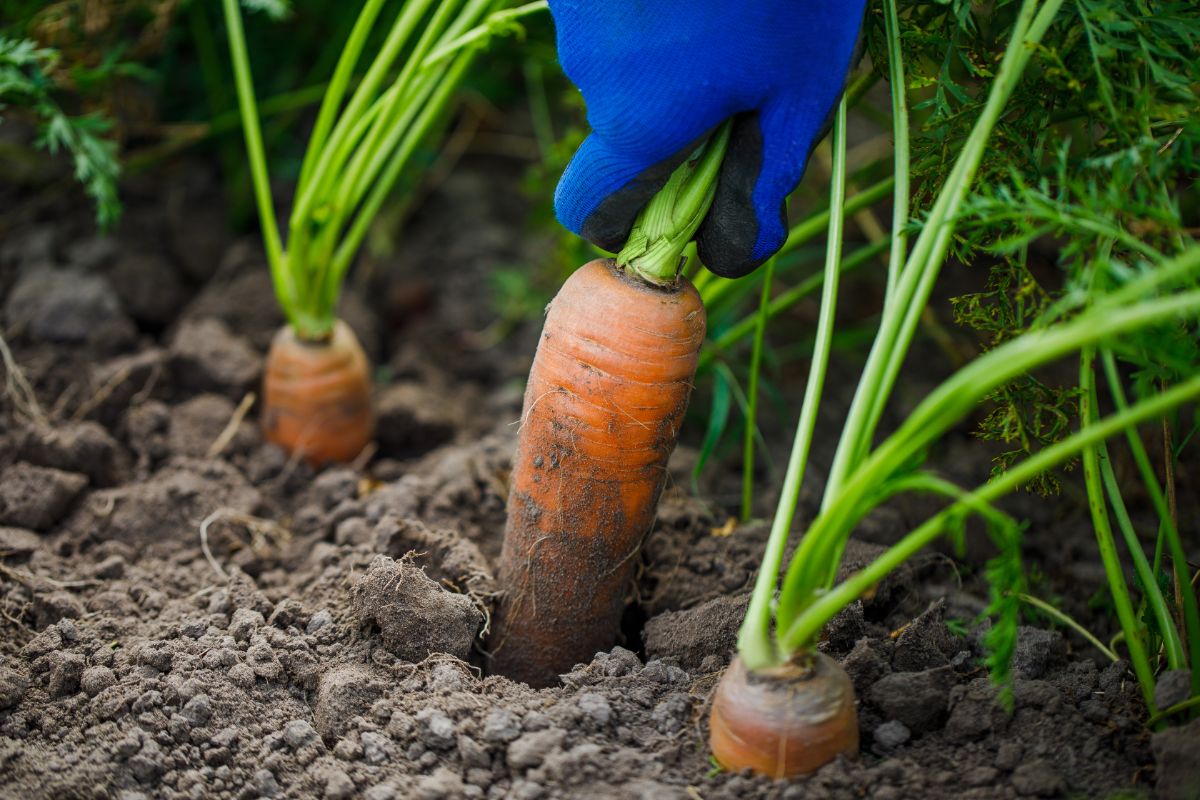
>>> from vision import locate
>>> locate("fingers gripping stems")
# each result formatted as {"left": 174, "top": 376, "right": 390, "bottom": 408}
{"left": 548, "top": 0, "right": 868, "bottom": 277}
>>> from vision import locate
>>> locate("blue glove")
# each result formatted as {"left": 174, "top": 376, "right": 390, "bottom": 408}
{"left": 549, "top": 0, "right": 866, "bottom": 278}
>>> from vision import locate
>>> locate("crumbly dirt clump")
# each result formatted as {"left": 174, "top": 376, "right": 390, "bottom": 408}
{"left": 349, "top": 554, "right": 482, "bottom": 662}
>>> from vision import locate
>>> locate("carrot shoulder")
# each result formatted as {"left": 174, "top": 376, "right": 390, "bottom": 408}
{"left": 262, "top": 319, "right": 374, "bottom": 466}
{"left": 710, "top": 653, "right": 859, "bottom": 778}
{"left": 490, "top": 258, "right": 706, "bottom": 686}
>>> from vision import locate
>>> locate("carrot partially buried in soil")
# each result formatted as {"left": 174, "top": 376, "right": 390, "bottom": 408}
{"left": 220, "top": 0, "right": 504, "bottom": 466}
{"left": 489, "top": 258, "right": 706, "bottom": 685}
{"left": 709, "top": 654, "right": 859, "bottom": 778}
{"left": 489, "top": 125, "right": 730, "bottom": 687}
{"left": 262, "top": 319, "right": 373, "bottom": 466}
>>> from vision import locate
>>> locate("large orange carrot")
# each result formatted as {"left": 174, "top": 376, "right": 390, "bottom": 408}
{"left": 489, "top": 258, "right": 706, "bottom": 686}
{"left": 709, "top": 654, "right": 858, "bottom": 777}
{"left": 262, "top": 319, "right": 373, "bottom": 466}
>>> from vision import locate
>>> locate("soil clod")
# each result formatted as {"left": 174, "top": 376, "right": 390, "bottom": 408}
{"left": 1153, "top": 718, "right": 1200, "bottom": 800}
{"left": 0, "top": 462, "right": 87, "bottom": 531}
{"left": 349, "top": 555, "right": 482, "bottom": 663}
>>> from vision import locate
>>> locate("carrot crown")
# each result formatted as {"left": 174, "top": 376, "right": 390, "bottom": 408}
{"left": 616, "top": 122, "right": 732, "bottom": 286}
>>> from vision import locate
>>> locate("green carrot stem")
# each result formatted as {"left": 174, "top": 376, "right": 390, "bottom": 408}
{"left": 851, "top": 0, "right": 1068, "bottom": 470}
{"left": 780, "top": 173, "right": 897, "bottom": 257}
{"left": 821, "top": 0, "right": 1063, "bottom": 510}
{"left": 289, "top": 0, "right": 443, "bottom": 234}
{"left": 294, "top": 0, "right": 506, "bottom": 330}
{"left": 776, "top": 279, "right": 1200, "bottom": 635}
{"left": 1017, "top": 593, "right": 1118, "bottom": 663}
{"left": 286, "top": 84, "right": 395, "bottom": 311}
{"left": 794, "top": 0, "right": 1066, "bottom": 601}
{"left": 617, "top": 122, "right": 732, "bottom": 285}
{"left": 741, "top": 256, "right": 774, "bottom": 522}
{"left": 738, "top": 100, "right": 848, "bottom": 671}
{"left": 1097, "top": 433, "right": 1185, "bottom": 669}
{"left": 328, "top": 48, "right": 478, "bottom": 291}
{"left": 778, "top": 370, "right": 1200, "bottom": 661}
{"left": 295, "top": 0, "right": 388, "bottom": 189}
{"left": 310, "top": 67, "right": 444, "bottom": 312}
{"left": 219, "top": 0, "right": 291, "bottom": 323}
{"left": 422, "top": 0, "right": 550, "bottom": 68}
{"left": 882, "top": 0, "right": 910, "bottom": 301}
{"left": 1079, "top": 348, "right": 1159, "bottom": 711}
{"left": 698, "top": 172, "right": 898, "bottom": 312}
{"left": 699, "top": 238, "right": 889, "bottom": 371}
{"left": 1102, "top": 349, "right": 1200, "bottom": 694}
{"left": 335, "top": 0, "right": 478, "bottom": 213}
{"left": 1147, "top": 696, "right": 1200, "bottom": 728}
{"left": 221, "top": 0, "right": 517, "bottom": 338}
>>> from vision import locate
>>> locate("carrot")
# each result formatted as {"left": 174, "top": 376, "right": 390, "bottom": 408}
{"left": 709, "top": 654, "right": 858, "bottom": 778}
{"left": 261, "top": 319, "right": 373, "bottom": 466}
{"left": 488, "top": 258, "right": 706, "bottom": 685}
{"left": 221, "top": 0, "right": 522, "bottom": 468}
{"left": 488, "top": 126, "right": 731, "bottom": 686}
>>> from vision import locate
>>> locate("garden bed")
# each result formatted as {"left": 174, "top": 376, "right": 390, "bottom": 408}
{"left": 0, "top": 158, "right": 1195, "bottom": 800}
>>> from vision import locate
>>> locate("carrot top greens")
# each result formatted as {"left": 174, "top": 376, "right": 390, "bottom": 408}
{"left": 733, "top": 0, "right": 1200, "bottom": 719}
{"left": 221, "top": 0, "right": 547, "bottom": 341}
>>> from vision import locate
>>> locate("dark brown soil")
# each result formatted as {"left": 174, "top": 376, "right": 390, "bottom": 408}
{"left": 1, "top": 156, "right": 1197, "bottom": 800}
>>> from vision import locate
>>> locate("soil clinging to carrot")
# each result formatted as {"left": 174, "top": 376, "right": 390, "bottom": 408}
{"left": 490, "top": 258, "right": 706, "bottom": 687}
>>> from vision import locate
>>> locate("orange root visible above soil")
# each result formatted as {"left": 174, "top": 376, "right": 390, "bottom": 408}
{"left": 710, "top": 653, "right": 860, "bottom": 778}
{"left": 489, "top": 258, "right": 706, "bottom": 687}
{"left": 261, "top": 319, "right": 373, "bottom": 466}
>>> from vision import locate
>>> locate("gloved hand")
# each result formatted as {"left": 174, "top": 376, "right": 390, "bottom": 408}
{"left": 549, "top": 0, "right": 867, "bottom": 278}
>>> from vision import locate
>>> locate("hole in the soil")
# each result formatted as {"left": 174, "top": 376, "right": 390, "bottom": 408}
{"left": 361, "top": 619, "right": 382, "bottom": 641}
{"left": 620, "top": 601, "right": 650, "bottom": 660}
